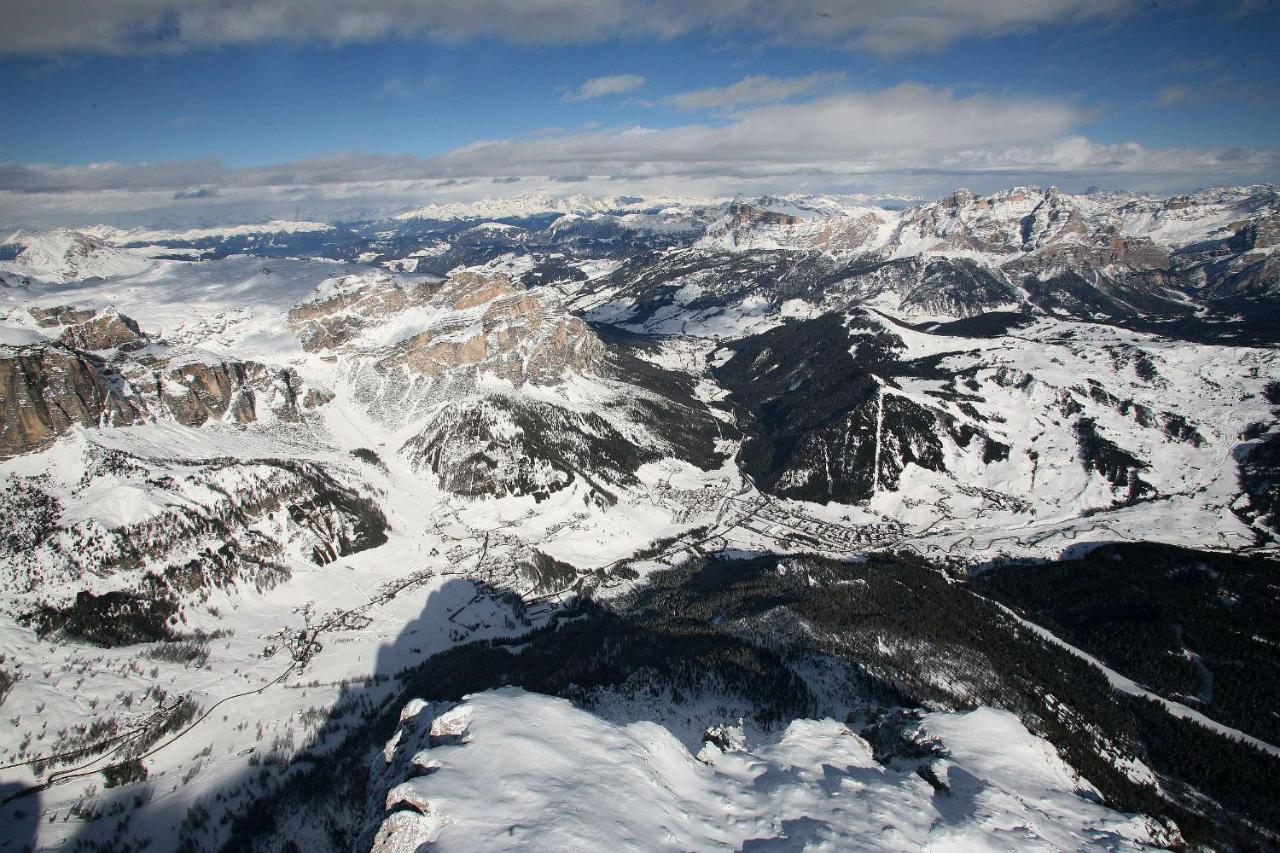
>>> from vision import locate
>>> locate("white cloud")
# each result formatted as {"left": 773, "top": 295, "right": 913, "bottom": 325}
{"left": 566, "top": 74, "right": 646, "bottom": 101}
{"left": 432, "top": 85, "right": 1090, "bottom": 177}
{"left": 2, "top": 84, "right": 1276, "bottom": 229}
{"left": 0, "top": 0, "right": 1141, "bottom": 57}
{"left": 661, "top": 72, "right": 846, "bottom": 111}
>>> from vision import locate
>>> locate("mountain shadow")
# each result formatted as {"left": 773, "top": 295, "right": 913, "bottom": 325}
{"left": 57, "top": 547, "right": 1280, "bottom": 852}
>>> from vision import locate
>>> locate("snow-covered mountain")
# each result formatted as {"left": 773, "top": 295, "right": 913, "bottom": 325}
{"left": 393, "top": 193, "right": 715, "bottom": 222}
{"left": 369, "top": 689, "right": 1173, "bottom": 851}
{"left": 0, "top": 228, "right": 155, "bottom": 283}
{"left": 87, "top": 220, "right": 333, "bottom": 245}
{"left": 1, "top": 185, "right": 1278, "bottom": 853}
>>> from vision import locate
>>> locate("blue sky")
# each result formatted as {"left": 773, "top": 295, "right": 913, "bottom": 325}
{"left": 1, "top": 0, "right": 1277, "bottom": 227}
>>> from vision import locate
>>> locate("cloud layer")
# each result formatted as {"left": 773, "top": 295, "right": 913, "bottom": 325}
{"left": 2, "top": 83, "right": 1276, "bottom": 228}
{"left": 2, "top": 0, "right": 1140, "bottom": 57}
{"left": 566, "top": 74, "right": 646, "bottom": 101}
{"left": 661, "top": 72, "right": 847, "bottom": 111}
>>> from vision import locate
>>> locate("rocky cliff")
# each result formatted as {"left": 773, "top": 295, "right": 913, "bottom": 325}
{"left": 0, "top": 343, "right": 140, "bottom": 456}
{"left": 0, "top": 307, "right": 312, "bottom": 455}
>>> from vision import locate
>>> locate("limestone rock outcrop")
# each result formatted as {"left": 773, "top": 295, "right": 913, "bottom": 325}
{"left": 0, "top": 344, "right": 140, "bottom": 456}
{"left": 382, "top": 276, "right": 604, "bottom": 386}
{"left": 294, "top": 270, "right": 605, "bottom": 387}
{"left": 28, "top": 305, "right": 96, "bottom": 328}
{"left": 0, "top": 341, "right": 311, "bottom": 455}
{"left": 288, "top": 273, "right": 440, "bottom": 352}
{"left": 57, "top": 308, "right": 147, "bottom": 351}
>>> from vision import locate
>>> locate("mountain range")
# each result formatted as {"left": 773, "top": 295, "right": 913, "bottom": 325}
{"left": 0, "top": 184, "right": 1278, "bottom": 852}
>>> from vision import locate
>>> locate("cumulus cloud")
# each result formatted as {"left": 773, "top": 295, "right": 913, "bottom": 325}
{"left": 0, "top": 0, "right": 1141, "bottom": 57}
{"left": 661, "top": 72, "right": 846, "bottom": 111}
{"left": 565, "top": 74, "right": 645, "bottom": 101}
{"left": 2, "top": 83, "right": 1276, "bottom": 228}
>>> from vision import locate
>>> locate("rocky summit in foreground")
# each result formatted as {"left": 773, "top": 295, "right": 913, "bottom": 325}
{"left": 0, "top": 186, "right": 1279, "bottom": 852}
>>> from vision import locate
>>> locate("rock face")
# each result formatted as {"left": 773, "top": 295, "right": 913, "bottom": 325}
{"left": 57, "top": 308, "right": 146, "bottom": 351}
{"left": 152, "top": 356, "right": 309, "bottom": 426}
{"left": 1230, "top": 215, "right": 1280, "bottom": 251}
{"left": 0, "top": 269, "right": 628, "bottom": 494}
{"left": 288, "top": 272, "right": 441, "bottom": 351}
{"left": 144, "top": 356, "right": 308, "bottom": 426}
{"left": 29, "top": 305, "right": 96, "bottom": 328}
{"left": 0, "top": 341, "right": 308, "bottom": 455}
{"left": 725, "top": 199, "right": 801, "bottom": 227}
{"left": 1198, "top": 246, "right": 1280, "bottom": 299}
{"left": 160, "top": 360, "right": 271, "bottom": 426}
{"left": 891, "top": 187, "right": 1175, "bottom": 275}
{"left": 0, "top": 344, "right": 140, "bottom": 457}
{"left": 294, "top": 270, "right": 605, "bottom": 387}
{"left": 391, "top": 324, "right": 728, "bottom": 501}
{"left": 389, "top": 294, "right": 602, "bottom": 387}
{"left": 893, "top": 187, "right": 1037, "bottom": 254}
{"left": 788, "top": 211, "right": 888, "bottom": 253}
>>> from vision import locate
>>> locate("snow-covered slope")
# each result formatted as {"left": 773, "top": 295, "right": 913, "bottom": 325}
{"left": 371, "top": 689, "right": 1171, "bottom": 852}
{"left": 0, "top": 229, "right": 154, "bottom": 283}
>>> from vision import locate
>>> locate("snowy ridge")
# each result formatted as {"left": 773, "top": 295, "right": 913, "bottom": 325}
{"left": 0, "top": 228, "right": 154, "bottom": 283}
{"left": 393, "top": 193, "right": 721, "bottom": 222}
{"left": 87, "top": 220, "right": 334, "bottom": 244}
{"left": 372, "top": 688, "right": 1171, "bottom": 852}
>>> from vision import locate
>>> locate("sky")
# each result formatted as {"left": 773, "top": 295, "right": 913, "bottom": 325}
{"left": 0, "top": 0, "right": 1278, "bottom": 228}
